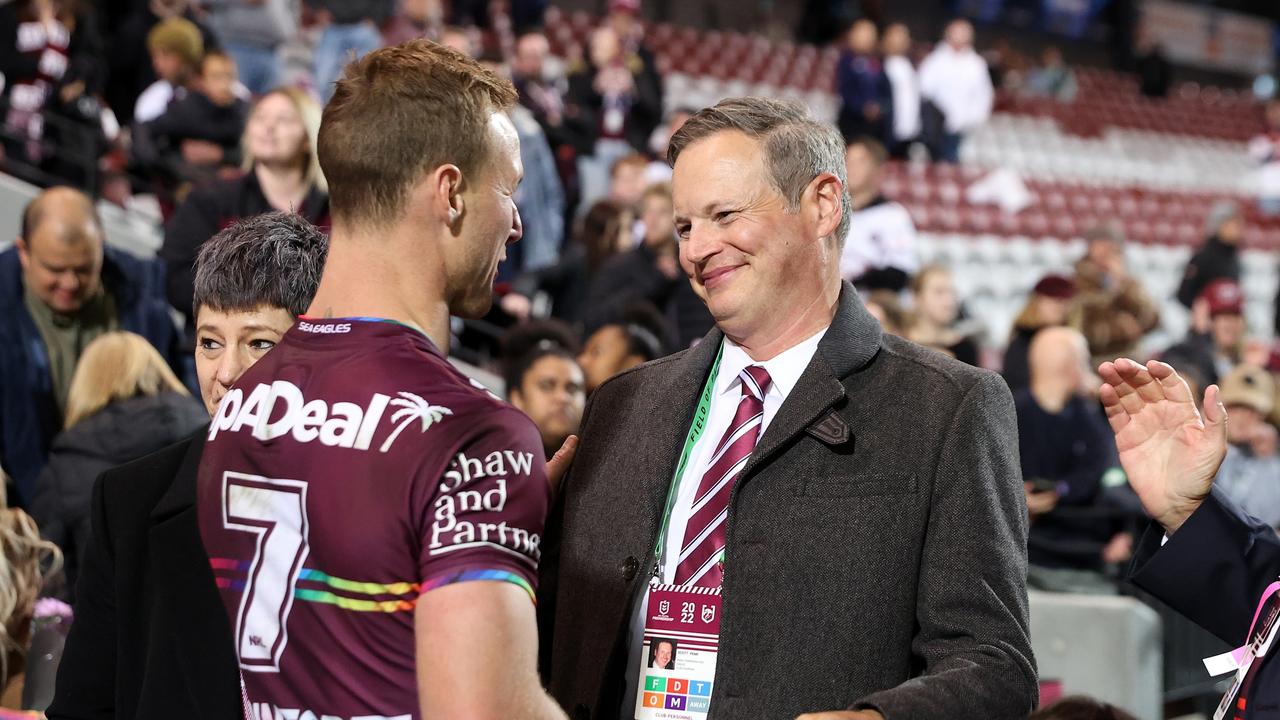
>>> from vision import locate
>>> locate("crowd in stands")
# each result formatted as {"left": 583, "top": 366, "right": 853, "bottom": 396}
{"left": 5, "top": 0, "right": 1280, "bottom": 715}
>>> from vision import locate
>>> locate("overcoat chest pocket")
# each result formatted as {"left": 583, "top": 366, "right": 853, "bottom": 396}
{"left": 799, "top": 473, "right": 918, "bottom": 498}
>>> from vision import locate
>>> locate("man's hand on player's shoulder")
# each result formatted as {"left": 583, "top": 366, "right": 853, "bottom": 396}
{"left": 547, "top": 436, "right": 578, "bottom": 496}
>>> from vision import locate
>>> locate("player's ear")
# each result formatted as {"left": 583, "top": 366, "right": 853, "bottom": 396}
{"left": 433, "top": 164, "right": 465, "bottom": 227}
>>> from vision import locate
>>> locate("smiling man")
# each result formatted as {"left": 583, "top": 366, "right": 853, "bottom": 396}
{"left": 0, "top": 186, "right": 179, "bottom": 505}
{"left": 539, "top": 97, "right": 1036, "bottom": 719}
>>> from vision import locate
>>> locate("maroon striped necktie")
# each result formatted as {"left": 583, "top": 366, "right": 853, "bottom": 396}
{"left": 673, "top": 365, "right": 772, "bottom": 587}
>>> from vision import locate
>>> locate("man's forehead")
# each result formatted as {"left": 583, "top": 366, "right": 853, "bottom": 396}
{"left": 672, "top": 132, "right": 769, "bottom": 214}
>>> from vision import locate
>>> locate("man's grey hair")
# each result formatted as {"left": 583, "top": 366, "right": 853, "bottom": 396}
{"left": 193, "top": 212, "right": 328, "bottom": 318}
{"left": 667, "top": 97, "right": 852, "bottom": 246}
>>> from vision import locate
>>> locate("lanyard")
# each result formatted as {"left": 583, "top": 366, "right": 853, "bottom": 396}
{"left": 1208, "top": 578, "right": 1280, "bottom": 720}
{"left": 651, "top": 346, "right": 723, "bottom": 580}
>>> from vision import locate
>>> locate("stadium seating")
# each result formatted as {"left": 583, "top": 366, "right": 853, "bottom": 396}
{"left": 526, "top": 3, "right": 1280, "bottom": 346}
{"left": 1028, "top": 591, "right": 1163, "bottom": 719}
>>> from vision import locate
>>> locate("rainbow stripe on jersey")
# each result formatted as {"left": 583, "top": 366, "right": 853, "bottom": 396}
{"left": 210, "top": 559, "right": 533, "bottom": 612}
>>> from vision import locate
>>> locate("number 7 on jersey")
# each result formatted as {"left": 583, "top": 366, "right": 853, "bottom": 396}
{"left": 222, "top": 472, "right": 311, "bottom": 672}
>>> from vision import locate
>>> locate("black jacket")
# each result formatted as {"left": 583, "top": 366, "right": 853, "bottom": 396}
{"left": 160, "top": 170, "right": 330, "bottom": 325}
{"left": 562, "top": 47, "right": 663, "bottom": 156}
{"left": 1161, "top": 331, "right": 1222, "bottom": 388}
{"left": 133, "top": 92, "right": 250, "bottom": 187}
{"left": 1129, "top": 488, "right": 1280, "bottom": 718}
{"left": 1002, "top": 325, "right": 1038, "bottom": 393}
{"left": 1177, "top": 235, "right": 1240, "bottom": 308}
{"left": 1015, "top": 391, "right": 1121, "bottom": 571}
{"left": 512, "top": 242, "right": 592, "bottom": 326}
{"left": 583, "top": 245, "right": 713, "bottom": 349}
{"left": 29, "top": 392, "right": 207, "bottom": 602}
{"left": 47, "top": 432, "right": 242, "bottom": 720}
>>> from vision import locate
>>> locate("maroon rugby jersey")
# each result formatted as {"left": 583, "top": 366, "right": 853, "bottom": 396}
{"left": 197, "top": 318, "right": 549, "bottom": 720}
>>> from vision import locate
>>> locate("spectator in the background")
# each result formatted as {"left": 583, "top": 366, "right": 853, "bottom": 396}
{"left": 29, "top": 332, "right": 205, "bottom": 601}
{"left": 0, "top": 0, "right": 105, "bottom": 188}
{"left": 564, "top": 22, "right": 663, "bottom": 213}
{"left": 918, "top": 19, "right": 993, "bottom": 163}
{"left": 0, "top": 506, "right": 61, "bottom": 713}
{"left": 308, "top": 0, "right": 394, "bottom": 103}
{"left": 512, "top": 30, "right": 570, "bottom": 150}
{"left": 1164, "top": 279, "right": 1247, "bottom": 388}
{"left": 645, "top": 107, "right": 694, "bottom": 182}
{"left": 134, "top": 51, "right": 250, "bottom": 192}
{"left": 863, "top": 287, "right": 908, "bottom": 336}
{"left": 504, "top": 199, "right": 633, "bottom": 325}
{"left": 905, "top": 264, "right": 980, "bottom": 366}
{"left": 509, "top": 0, "right": 548, "bottom": 35}
{"left": 507, "top": 103, "right": 566, "bottom": 278}
{"left": 841, "top": 136, "right": 918, "bottom": 291}
{"left": 0, "top": 187, "right": 179, "bottom": 506}
{"left": 1023, "top": 46, "right": 1077, "bottom": 102}
{"left": 505, "top": 343, "right": 586, "bottom": 460}
{"left": 577, "top": 303, "right": 667, "bottom": 394}
{"left": 608, "top": 152, "right": 650, "bottom": 212}
{"left": 1213, "top": 365, "right": 1280, "bottom": 528}
{"left": 584, "top": 182, "right": 712, "bottom": 342}
{"left": 881, "top": 22, "right": 920, "bottom": 158}
{"left": 383, "top": 0, "right": 444, "bottom": 47}
{"left": 476, "top": 47, "right": 566, "bottom": 281}
{"left": 1249, "top": 99, "right": 1280, "bottom": 216}
{"left": 585, "top": 182, "right": 676, "bottom": 318}
{"left": 1135, "top": 33, "right": 1171, "bottom": 99}
{"left": 161, "top": 87, "right": 329, "bottom": 335}
{"left": 109, "top": 0, "right": 218, "bottom": 127}
{"left": 1177, "top": 200, "right": 1243, "bottom": 309}
{"left": 203, "top": 0, "right": 299, "bottom": 96}
{"left": 982, "top": 37, "right": 1014, "bottom": 91}
{"left": 1003, "top": 274, "right": 1076, "bottom": 392}
{"left": 438, "top": 24, "right": 477, "bottom": 56}
{"left": 134, "top": 16, "right": 204, "bottom": 124}
{"left": 1072, "top": 223, "right": 1159, "bottom": 366}
{"left": 604, "top": 0, "right": 660, "bottom": 85}
{"left": 1017, "top": 327, "right": 1126, "bottom": 580}
{"left": 835, "top": 19, "right": 889, "bottom": 144}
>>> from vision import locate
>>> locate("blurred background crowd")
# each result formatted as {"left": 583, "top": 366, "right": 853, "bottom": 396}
{"left": 5, "top": 0, "right": 1280, "bottom": 717}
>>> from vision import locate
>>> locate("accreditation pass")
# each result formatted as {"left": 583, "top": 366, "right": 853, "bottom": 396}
{"left": 634, "top": 584, "right": 722, "bottom": 719}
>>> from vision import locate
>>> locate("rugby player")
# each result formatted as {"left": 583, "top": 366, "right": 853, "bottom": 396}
{"left": 196, "top": 41, "right": 567, "bottom": 719}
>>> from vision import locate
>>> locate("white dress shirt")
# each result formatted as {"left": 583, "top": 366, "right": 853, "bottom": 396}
{"left": 620, "top": 326, "right": 828, "bottom": 717}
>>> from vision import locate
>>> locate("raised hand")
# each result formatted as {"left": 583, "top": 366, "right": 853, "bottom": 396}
{"left": 1098, "top": 358, "right": 1227, "bottom": 535}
